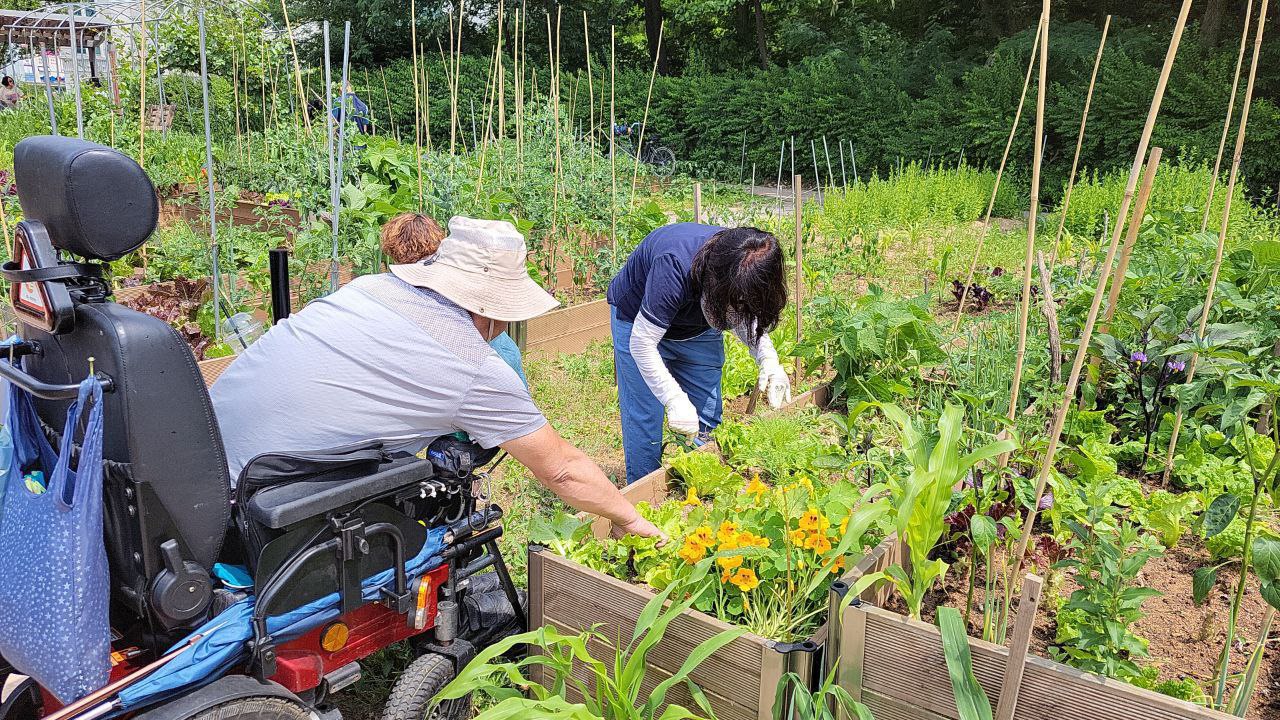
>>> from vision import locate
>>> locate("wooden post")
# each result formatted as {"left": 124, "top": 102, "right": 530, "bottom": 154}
{"left": 1004, "top": 5, "right": 1049, "bottom": 460}
{"left": 952, "top": 14, "right": 1044, "bottom": 333}
{"left": 1012, "top": 0, "right": 1193, "bottom": 575}
{"left": 1163, "top": 0, "right": 1267, "bottom": 486}
{"left": 1199, "top": 0, "right": 1253, "bottom": 234}
{"left": 993, "top": 574, "right": 1044, "bottom": 720}
{"left": 1048, "top": 15, "right": 1110, "bottom": 268}
{"left": 793, "top": 174, "right": 803, "bottom": 386}
{"left": 693, "top": 182, "right": 702, "bottom": 223}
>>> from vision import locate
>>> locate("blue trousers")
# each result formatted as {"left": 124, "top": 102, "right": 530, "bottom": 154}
{"left": 611, "top": 307, "right": 723, "bottom": 484}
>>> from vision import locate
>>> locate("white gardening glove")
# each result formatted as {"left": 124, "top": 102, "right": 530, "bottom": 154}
{"left": 758, "top": 357, "right": 792, "bottom": 409}
{"left": 666, "top": 394, "right": 700, "bottom": 435}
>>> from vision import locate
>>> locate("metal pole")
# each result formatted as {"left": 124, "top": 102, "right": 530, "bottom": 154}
{"left": 154, "top": 37, "right": 167, "bottom": 139}
{"left": 331, "top": 21, "right": 352, "bottom": 292}
{"left": 810, "top": 139, "right": 821, "bottom": 206}
{"left": 849, "top": 140, "right": 859, "bottom": 183}
{"left": 739, "top": 130, "right": 747, "bottom": 185}
{"left": 197, "top": 10, "right": 220, "bottom": 342}
{"left": 40, "top": 44, "right": 57, "bottom": 135}
{"left": 774, "top": 139, "right": 784, "bottom": 213}
{"left": 838, "top": 139, "right": 847, "bottom": 190}
{"left": 822, "top": 135, "right": 835, "bottom": 190}
{"left": 323, "top": 22, "right": 335, "bottom": 196}
{"left": 69, "top": 11, "right": 84, "bottom": 138}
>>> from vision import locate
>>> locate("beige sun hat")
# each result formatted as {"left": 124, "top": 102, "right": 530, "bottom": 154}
{"left": 389, "top": 216, "right": 560, "bottom": 322}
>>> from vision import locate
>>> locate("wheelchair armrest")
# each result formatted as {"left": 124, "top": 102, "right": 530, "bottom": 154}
{"left": 246, "top": 457, "right": 436, "bottom": 529}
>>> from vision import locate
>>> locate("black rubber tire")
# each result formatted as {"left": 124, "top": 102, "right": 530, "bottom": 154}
{"left": 382, "top": 653, "right": 471, "bottom": 720}
{"left": 648, "top": 147, "right": 676, "bottom": 177}
{"left": 185, "top": 696, "right": 312, "bottom": 720}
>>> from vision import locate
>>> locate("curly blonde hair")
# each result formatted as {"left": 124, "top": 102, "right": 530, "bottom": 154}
{"left": 380, "top": 213, "right": 446, "bottom": 264}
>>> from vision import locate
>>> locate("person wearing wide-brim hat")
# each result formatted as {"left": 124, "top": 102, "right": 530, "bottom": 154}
{"left": 211, "top": 216, "right": 663, "bottom": 540}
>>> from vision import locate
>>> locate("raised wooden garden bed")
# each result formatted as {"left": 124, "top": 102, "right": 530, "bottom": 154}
{"left": 521, "top": 298, "right": 612, "bottom": 358}
{"left": 527, "top": 385, "right": 849, "bottom": 720}
{"left": 833, "top": 537, "right": 1232, "bottom": 720}
{"left": 159, "top": 194, "right": 302, "bottom": 232}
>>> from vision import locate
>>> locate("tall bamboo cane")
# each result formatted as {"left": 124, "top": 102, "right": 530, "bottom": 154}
{"left": 584, "top": 12, "right": 596, "bottom": 176}
{"left": 138, "top": 0, "right": 147, "bottom": 168}
{"left": 1162, "top": 0, "right": 1267, "bottom": 488}
{"left": 1011, "top": 0, "right": 1194, "bottom": 576}
{"left": 1048, "top": 15, "right": 1111, "bottom": 268}
{"left": 1198, "top": 0, "right": 1253, "bottom": 235}
{"left": 1001, "top": 5, "right": 1050, "bottom": 467}
{"left": 629, "top": 20, "right": 664, "bottom": 202}
{"left": 952, "top": 15, "right": 1044, "bottom": 333}
{"left": 609, "top": 25, "right": 617, "bottom": 260}
{"left": 409, "top": 0, "right": 424, "bottom": 208}
{"left": 278, "top": 0, "right": 311, "bottom": 131}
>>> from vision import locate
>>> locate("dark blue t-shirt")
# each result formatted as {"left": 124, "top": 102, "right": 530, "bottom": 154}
{"left": 607, "top": 223, "right": 723, "bottom": 340}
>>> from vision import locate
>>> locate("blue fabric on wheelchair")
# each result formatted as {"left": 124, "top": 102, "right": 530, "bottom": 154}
{"left": 119, "top": 526, "right": 447, "bottom": 710}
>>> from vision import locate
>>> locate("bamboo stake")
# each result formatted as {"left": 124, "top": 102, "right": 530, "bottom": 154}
{"left": 1012, "top": 0, "right": 1194, "bottom": 574}
{"left": 279, "top": 0, "right": 311, "bottom": 131}
{"left": 422, "top": 48, "right": 432, "bottom": 154}
{"left": 1199, "top": 0, "right": 1253, "bottom": 234}
{"left": 609, "top": 25, "right": 617, "bottom": 260}
{"left": 693, "top": 182, "right": 702, "bottom": 223}
{"left": 1163, "top": 0, "right": 1267, "bottom": 487}
{"left": 409, "top": 0, "right": 424, "bottom": 209}
{"left": 545, "top": 10, "right": 565, "bottom": 284}
{"left": 629, "top": 20, "right": 664, "bottom": 201}
{"left": 1037, "top": 252, "right": 1062, "bottom": 386}
{"left": 1002, "top": 4, "right": 1050, "bottom": 464}
{"left": 1048, "top": 15, "right": 1110, "bottom": 268}
{"left": 138, "top": 0, "right": 147, "bottom": 168}
{"left": 380, "top": 67, "right": 396, "bottom": 142}
{"left": 793, "top": 175, "right": 804, "bottom": 385}
{"left": 584, "top": 12, "right": 595, "bottom": 176}
{"left": 952, "top": 14, "right": 1045, "bottom": 333}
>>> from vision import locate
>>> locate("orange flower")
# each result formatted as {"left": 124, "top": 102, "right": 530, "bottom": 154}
{"left": 839, "top": 516, "right": 849, "bottom": 538}
{"left": 717, "top": 553, "right": 744, "bottom": 571}
{"left": 799, "top": 508, "right": 829, "bottom": 534}
{"left": 788, "top": 528, "right": 807, "bottom": 546}
{"left": 690, "top": 526, "right": 715, "bottom": 547}
{"left": 729, "top": 568, "right": 760, "bottom": 592}
{"left": 682, "top": 487, "right": 703, "bottom": 507}
{"left": 745, "top": 474, "right": 769, "bottom": 500}
{"left": 717, "top": 521, "right": 741, "bottom": 545}
{"left": 831, "top": 556, "right": 847, "bottom": 574}
{"left": 678, "top": 539, "right": 707, "bottom": 565}
{"left": 805, "top": 533, "right": 833, "bottom": 555}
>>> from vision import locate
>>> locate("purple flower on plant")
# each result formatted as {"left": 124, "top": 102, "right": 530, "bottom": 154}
{"left": 1167, "top": 359, "right": 1186, "bottom": 372}
{"left": 1037, "top": 490, "right": 1054, "bottom": 511}
{"left": 1130, "top": 351, "right": 1147, "bottom": 365}
{"left": 267, "top": 198, "right": 293, "bottom": 209}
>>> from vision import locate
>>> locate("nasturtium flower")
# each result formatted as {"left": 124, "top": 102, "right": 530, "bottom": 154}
{"left": 690, "top": 526, "right": 715, "bottom": 547}
{"left": 678, "top": 539, "right": 706, "bottom": 565}
{"left": 717, "top": 521, "right": 741, "bottom": 545}
{"left": 805, "top": 533, "right": 833, "bottom": 555}
{"left": 729, "top": 568, "right": 760, "bottom": 592}
{"left": 788, "top": 528, "right": 807, "bottom": 546}
{"left": 839, "top": 516, "right": 849, "bottom": 538}
{"left": 831, "top": 556, "right": 846, "bottom": 574}
{"left": 799, "top": 508, "right": 829, "bottom": 533}
{"left": 717, "top": 553, "right": 744, "bottom": 571}
{"left": 682, "top": 487, "right": 703, "bottom": 507}
{"left": 745, "top": 474, "right": 769, "bottom": 499}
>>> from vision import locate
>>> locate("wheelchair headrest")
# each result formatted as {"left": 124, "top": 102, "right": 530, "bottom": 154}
{"left": 14, "top": 136, "right": 158, "bottom": 261}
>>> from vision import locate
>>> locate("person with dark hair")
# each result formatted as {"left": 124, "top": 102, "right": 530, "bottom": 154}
{"left": 607, "top": 222, "right": 790, "bottom": 484}
{"left": 0, "top": 77, "right": 22, "bottom": 110}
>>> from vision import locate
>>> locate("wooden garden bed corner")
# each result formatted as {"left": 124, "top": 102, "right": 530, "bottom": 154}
{"left": 835, "top": 535, "right": 1233, "bottom": 720}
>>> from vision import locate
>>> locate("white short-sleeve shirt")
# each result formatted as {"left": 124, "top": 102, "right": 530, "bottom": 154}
{"left": 210, "top": 274, "right": 546, "bottom": 484}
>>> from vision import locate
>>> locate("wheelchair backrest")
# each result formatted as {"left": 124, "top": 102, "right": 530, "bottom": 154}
{"left": 11, "top": 137, "right": 231, "bottom": 620}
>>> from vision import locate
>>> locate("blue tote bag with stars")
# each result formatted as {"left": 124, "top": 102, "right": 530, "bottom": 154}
{"left": 0, "top": 376, "right": 110, "bottom": 703}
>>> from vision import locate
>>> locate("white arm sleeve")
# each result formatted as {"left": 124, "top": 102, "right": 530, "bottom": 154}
{"left": 630, "top": 314, "right": 686, "bottom": 406}
{"left": 731, "top": 323, "right": 781, "bottom": 370}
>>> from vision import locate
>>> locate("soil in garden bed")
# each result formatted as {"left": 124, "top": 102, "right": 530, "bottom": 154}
{"left": 890, "top": 536, "right": 1280, "bottom": 719}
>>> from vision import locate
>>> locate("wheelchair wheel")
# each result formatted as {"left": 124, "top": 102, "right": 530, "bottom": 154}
{"left": 382, "top": 653, "right": 470, "bottom": 720}
{"left": 647, "top": 146, "right": 676, "bottom": 177}
{"left": 186, "top": 696, "right": 311, "bottom": 720}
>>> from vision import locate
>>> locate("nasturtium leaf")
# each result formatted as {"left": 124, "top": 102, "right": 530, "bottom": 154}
{"left": 1252, "top": 536, "right": 1280, "bottom": 583}
{"left": 1203, "top": 493, "right": 1241, "bottom": 539}
{"left": 1192, "top": 566, "right": 1216, "bottom": 606}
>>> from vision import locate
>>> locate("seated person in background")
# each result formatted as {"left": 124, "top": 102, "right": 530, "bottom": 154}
{"left": 380, "top": 212, "right": 526, "bottom": 386}
{"left": 210, "top": 217, "right": 663, "bottom": 540}
{"left": 0, "top": 77, "right": 22, "bottom": 109}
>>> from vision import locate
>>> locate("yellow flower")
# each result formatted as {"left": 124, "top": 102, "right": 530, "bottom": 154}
{"left": 678, "top": 539, "right": 706, "bottom": 565}
{"left": 839, "top": 516, "right": 849, "bottom": 538}
{"left": 805, "top": 533, "right": 833, "bottom": 555}
{"left": 717, "top": 521, "right": 740, "bottom": 545}
{"left": 690, "top": 526, "right": 715, "bottom": 547}
{"left": 799, "top": 508, "right": 830, "bottom": 534}
{"left": 788, "top": 528, "right": 807, "bottom": 546}
{"left": 745, "top": 474, "right": 769, "bottom": 499}
{"left": 831, "top": 556, "right": 846, "bottom": 574}
{"left": 717, "top": 554, "right": 744, "bottom": 571}
{"left": 730, "top": 568, "right": 760, "bottom": 592}
{"left": 682, "top": 487, "right": 702, "bottom": 507}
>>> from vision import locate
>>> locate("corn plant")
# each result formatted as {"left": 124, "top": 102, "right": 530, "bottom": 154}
{"left": 771, "top": 669, "right": 874, "bottom": 720}
{"left": 858, "top": 403, "right": 1015, "bottom": 619}
{"left": 938, "top": 606, "right": 993, "bottom": 720}
{"left": 432, "top": 562, "right": 743, "bottom": 720}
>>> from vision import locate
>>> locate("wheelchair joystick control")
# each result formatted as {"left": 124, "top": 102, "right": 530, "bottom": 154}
{"left": 150, "top": 539, "right": 213, "bottom": 628}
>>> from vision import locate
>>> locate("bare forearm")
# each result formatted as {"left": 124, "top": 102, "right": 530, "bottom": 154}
{"left": 537, "top": 454, "right": 639, "bottom": 527}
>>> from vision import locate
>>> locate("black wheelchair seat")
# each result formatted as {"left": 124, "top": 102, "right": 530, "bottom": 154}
{"left": 246, "top": 456, "right": 438, "bottom": 531}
